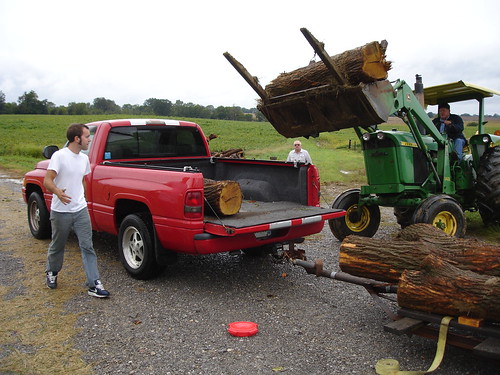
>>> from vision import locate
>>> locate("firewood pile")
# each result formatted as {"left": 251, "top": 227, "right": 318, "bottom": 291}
{"left": 211, "top": 148, "right": 244, "bottom": 158}
{"left": 340, "top": 224, "right": 500, "bottom": 321}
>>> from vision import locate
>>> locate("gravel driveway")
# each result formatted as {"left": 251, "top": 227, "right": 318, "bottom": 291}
{"left": 0, "top": 172, "right": 498, "bottom": 374}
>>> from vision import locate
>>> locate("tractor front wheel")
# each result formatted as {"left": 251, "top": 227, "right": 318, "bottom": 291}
{"left": 411, "top": 195, "right": 466, "bottom": 237}
{"left": 476, "top": 146, "right": 500, "bottom": 225}
{"left": 328, "top": 189, "right": 380, "bottom": 241}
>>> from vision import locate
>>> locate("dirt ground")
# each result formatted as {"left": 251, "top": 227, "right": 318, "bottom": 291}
{"left": 1, "top": 170, "right": 498, "bottom": 375}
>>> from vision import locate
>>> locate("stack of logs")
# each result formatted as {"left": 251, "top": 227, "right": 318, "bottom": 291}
{"left": 339, "top": 224, "right": 500, "bottom": 321}
{"left": 211, "top": 148, "right": 244, "bottom": 158}
{"left": 263, "top": 39, "right": 391, "bottom": 98}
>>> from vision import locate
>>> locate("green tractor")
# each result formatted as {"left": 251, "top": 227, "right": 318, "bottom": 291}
{"left": 328, "top": 79, "right": 500, "bottom": 240}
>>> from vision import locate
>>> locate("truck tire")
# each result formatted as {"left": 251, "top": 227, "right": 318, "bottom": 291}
{"left": 393, "top": 207, "right": 415, "bottom": 228}
{"left": 27, "top": 192, "right": 51, "bottom": 239}
{"left": 118, "top": 214, "right": 162, "bottom": 280}
{"left": 476, "top": 146, "right": 500, "bottom": 225}
{"left": 328, "top": 189, "right": 380, "bottom": 241}
{"left": 411, "top": 194, "right": 466, "bottom": 237}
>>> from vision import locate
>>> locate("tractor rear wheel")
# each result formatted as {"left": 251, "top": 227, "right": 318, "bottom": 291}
{"left": 328, "top": 189, "right": 380, "bottom": 241}
{"left": 476, "top": 146, "right": 500, "bottom": 225}
{"left": 411, "top": 195, "right": 466, "bottom": 237}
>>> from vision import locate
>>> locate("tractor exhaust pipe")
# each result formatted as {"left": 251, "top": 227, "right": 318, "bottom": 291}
{"left": 414, "top": 74, "right": 426, "bottom": 135}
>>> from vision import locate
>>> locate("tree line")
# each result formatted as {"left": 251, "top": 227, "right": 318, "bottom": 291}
{"left": 1, "top": 90, "right": 499, "bottom": 121}
{"left": 0, "top": 90, "right": 267, "bottom": 122}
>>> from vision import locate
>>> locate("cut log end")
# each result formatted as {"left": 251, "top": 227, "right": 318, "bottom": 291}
{"left": 217, "top": 181, "right": 243, "bottom": 215}
{"left": 204, "top": 179, "right": 243, "bottom": 216}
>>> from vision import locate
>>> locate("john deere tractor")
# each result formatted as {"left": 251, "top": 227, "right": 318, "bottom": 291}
{"left": 327, "top": 78, "right": 500, "bottom": 239}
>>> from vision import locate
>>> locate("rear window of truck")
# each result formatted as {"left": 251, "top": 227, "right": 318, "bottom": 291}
{"left": 103, "top": 126, "right": 206, "bottom": 159}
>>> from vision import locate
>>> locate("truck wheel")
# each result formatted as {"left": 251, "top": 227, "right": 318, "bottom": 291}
{"left": 118, "top": 214, "right": 161, "bottom": 280}
{"left": 393, "top": 207, "right": 415, "bottom": 228}
{"left": 27, "top": 192, "right": 51, "bottom": 239}
{"left": 328, "top": 189, "right": 380, "bottom": 241}
{"left": 411, "top": 195, "right": 466, "bottom": 237}
{"left": 476, "top": 146, "right": 500, "bottom": 225}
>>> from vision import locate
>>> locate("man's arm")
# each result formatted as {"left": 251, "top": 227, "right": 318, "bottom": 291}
{"left": 44, "top": 170, "right": 71, "bottom": 204}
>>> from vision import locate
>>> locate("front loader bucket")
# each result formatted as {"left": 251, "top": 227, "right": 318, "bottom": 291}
{"left": 224, "top": 28, "right": 395, "bottom": 139}
{"left": 257, "top": 80, "right": 395, "bottom": 138}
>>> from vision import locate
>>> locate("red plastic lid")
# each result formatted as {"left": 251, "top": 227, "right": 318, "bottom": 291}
{"left": 228, "top": 321, "right": 258, "bottom": 337}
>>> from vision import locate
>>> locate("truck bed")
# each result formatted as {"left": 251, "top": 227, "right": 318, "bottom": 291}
{"left": 205, "top": 200, "right": 340, "bottom": 228}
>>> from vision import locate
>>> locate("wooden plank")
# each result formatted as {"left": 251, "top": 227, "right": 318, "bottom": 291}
{"left": 458, "top": 316, "right": 484, "bottom": 328}
{"left": 399, "top": 308, "right": 500, "bottom": 339}
{"left": 384, "top": 317, "right": 425, "bottom": 336}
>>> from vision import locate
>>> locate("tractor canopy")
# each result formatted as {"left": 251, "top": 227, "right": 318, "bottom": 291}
{"left": 424, "top": 81, "right": 500, "bottom": 135}
{"left": 423, "top": 81, "right": 500, "bottom": 106}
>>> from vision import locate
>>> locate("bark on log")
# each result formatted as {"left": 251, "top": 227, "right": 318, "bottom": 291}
{"left": 203, "top": 178, "right": 242, "bottom": 216}
{"left": 339, "top": 224, "right": 500, "bottom": 283}
{"left": 398, "top": 254, "right": 500, "bottom": 321}
{"left": 264, "top": 40, "right": 391, "bottom": 98}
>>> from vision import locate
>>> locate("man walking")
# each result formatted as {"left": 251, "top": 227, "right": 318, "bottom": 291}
{"left": 44, "top": 123, "right": 110, "bottom": 298}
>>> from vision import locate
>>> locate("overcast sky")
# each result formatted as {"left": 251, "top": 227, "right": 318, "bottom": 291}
{"left": 1, "top": 0, "right": 500, "bottom": 116}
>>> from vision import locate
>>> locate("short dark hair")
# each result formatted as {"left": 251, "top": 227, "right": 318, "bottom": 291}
{"left": 66, "top": 123, "right": 89, "bottom": 143}
{"left": 438, "top": 103, "right": 450, "bottom": 110}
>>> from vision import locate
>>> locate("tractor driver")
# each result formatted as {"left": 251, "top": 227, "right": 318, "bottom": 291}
{"left": 432, "top": 103, "right": 467, "bottom": 160}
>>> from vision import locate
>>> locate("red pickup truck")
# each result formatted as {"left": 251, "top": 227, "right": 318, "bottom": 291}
{"left": 23, "top": 119, "right": 344, "bottom": 279}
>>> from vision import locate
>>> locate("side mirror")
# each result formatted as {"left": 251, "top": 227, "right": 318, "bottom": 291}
{"left": 42, "top": 145, "right": 59, "bottom": 159}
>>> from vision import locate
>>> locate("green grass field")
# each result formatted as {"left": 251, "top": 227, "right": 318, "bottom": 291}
{"left": 0, "top": 114, "right": 372, "bottom": 183}
{"left": 1, "top": 114, "right": 499, "bottom": 184}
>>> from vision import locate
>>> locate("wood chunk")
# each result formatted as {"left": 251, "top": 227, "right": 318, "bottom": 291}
{"left": 204, "top": 179, "right": 242, "bottom": 216}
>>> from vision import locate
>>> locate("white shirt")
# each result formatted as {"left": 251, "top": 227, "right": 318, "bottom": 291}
{"left": 47, "top": 147, "right": 90, "bottom": 213}
{"left": 287, "top": 149, "right": 313, "bottom": 164}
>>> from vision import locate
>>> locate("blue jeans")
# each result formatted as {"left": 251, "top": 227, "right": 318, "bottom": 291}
{"left": 453, "top": 138, "right": 466, "bottom": 161}
{"left": 46, "top": 207, "right": 100, "bottom": 288}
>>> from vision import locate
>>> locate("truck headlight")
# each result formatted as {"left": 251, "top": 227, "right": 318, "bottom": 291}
{"left": 362, "top": 133, "right": 371, "bottom": 141}
{"left": 376, "top": 132, "right": 386, "bottom": 140}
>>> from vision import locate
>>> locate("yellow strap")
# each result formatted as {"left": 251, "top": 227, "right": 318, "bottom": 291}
{"left": 375, "top": 316, "right": 453, "bottom": 375}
